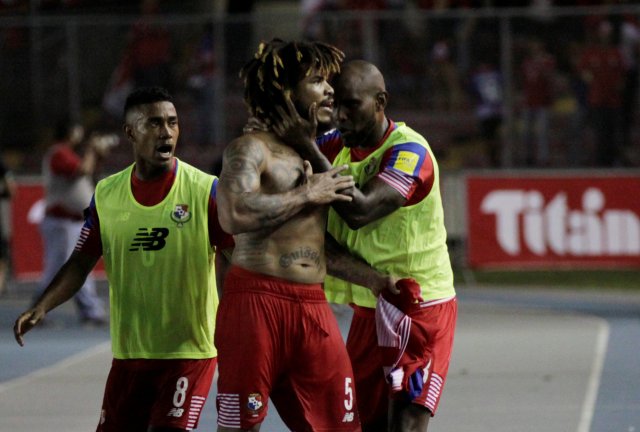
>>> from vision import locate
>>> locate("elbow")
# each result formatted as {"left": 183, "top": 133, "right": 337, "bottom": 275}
{"left": 218, "top": 210, "right": 241, "bottom": 235}
{"left": 218, "top": 208, "right": 256, "bottom": 235}
{"left": 335, "top": 205, "right": 371, "bottom": 230}
{"left": 344, "top": 214, "right": 369, "bottom": 231}
{"left": 217, "top": 190, "right": 248, "bottom": 234}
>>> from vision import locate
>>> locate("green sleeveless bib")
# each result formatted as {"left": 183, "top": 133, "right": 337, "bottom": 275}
{"left": 95, "top": 160, "right": 218, "bottom": 359}
{"left": 325, "top": 123, "right": 455, "bottom": 307}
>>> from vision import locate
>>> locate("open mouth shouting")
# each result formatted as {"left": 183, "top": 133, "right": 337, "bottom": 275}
{"left": 155, "top": 143, "right": 174, "bottom": 160}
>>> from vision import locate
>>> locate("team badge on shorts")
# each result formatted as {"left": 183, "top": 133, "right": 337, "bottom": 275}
{"left": 247, "top": 393, "right": 264, "bottom": 414}
{"left": 171, "top": 204, "right": 192, "bottom": 227}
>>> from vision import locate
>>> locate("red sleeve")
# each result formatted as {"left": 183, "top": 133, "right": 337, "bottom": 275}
{"left": 316, "top": 129, "right": 344, "bottom": 163}
{"left": 74, "top": 195, "right": 103, "bottom": 258}
{"left": 377, "top": 142, "right": 435, "bottom": 206}
{"left": 50, "top": 145, "right": 82, "bottom": 178}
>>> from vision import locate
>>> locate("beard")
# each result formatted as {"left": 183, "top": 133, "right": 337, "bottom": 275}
{"left": 293, "top": 99, "right": 334, "bottom": 133}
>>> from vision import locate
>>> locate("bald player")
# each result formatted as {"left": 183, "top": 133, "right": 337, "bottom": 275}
{"left": 272, "top": 59, "right": 458, "bottom": 432}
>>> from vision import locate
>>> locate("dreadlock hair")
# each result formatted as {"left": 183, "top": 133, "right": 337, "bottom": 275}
{"left": 240, "top": 38, "right": 345, "bottom": 122}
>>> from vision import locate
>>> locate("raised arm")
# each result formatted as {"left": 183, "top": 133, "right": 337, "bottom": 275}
{"left": 217, "top": 134, "right": 355, "bottom": 235}
{"left": 14, "top": 251, "right": 99, "bottom": 346}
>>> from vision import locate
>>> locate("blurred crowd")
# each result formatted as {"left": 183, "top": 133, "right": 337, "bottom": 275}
{"left": 1, "top": 0, "right": 640, "bottom": 174}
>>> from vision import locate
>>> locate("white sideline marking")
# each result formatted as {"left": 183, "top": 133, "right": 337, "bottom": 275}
{"left": 577, "top": 318, "right": 610, "bottom": 432}
{"left": 0, "top": 342, "right": 111, "bottom": 394}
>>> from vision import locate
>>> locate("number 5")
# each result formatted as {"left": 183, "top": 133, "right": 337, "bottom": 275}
{"left": 344, "top": 377, "right": 353, "bottom": 410}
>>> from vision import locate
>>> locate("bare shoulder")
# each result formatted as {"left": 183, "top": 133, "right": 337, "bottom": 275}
{"left": 220, "top": 133, "right": 275, "bottom": 193}
{"left": 222, "top": 133, "right": 271, "bottom": 173}
{"left": 224, "top": 133, "right": 268, "bottom": 159}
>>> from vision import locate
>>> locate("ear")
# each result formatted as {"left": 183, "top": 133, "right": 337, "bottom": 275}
{"left": 123, "top": 124, "right": 134, "bottom": 142}
{"left": 375, "top": 91, "right": 388, "bottom": 111}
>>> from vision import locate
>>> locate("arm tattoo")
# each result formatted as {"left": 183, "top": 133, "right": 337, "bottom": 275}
{"left": 220, "top": 136, "right": 310, "bottom": 231}
{"left": 222, "top": 140, "right": 264, "bottom": 194}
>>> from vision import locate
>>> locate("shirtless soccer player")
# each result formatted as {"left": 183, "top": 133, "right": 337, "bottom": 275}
{"left": 215, "top": 39, "right": 381, "bottom": 432}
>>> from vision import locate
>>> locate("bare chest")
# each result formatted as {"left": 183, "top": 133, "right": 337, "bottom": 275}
{"left": 263, "top": 143, "right": 305, "bottom": 193}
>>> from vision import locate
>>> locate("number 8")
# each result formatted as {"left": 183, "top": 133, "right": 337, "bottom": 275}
{"left": 173, "top": 377, "right": 189, "bottom": 407}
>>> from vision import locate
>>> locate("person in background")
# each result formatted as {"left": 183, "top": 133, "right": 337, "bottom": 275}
{"left": 184, "top": 22, "right": 218, "bottom": 148}
{"left": 15, "top": 86, "right": 233, "bottom": 431}
{"left": 35, "top": 118, "right": 114, "bottom": 324}
{"left": 619, "top": 14, "right": 640, "bottom": 155}
{"left": 519, "top": 38, "right": 556, "bottom": 167}
{"left": 0, "top": 158, "right": 16, "bottom": 296}
{"left": 469, "top": 59, "right": 504, "bottom": 168}
{"left": 578, "top": 19, "right": 625, "bottom": 167}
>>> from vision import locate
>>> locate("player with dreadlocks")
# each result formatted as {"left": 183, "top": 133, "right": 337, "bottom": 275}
{"left": 241, "top": 38, "right": 344, "bottom": 129}
{"left": 215, "top": 39, "right": 390, "bottom": 432}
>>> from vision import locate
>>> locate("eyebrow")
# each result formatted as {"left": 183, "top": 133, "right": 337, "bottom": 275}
{"left": 308, "top": 72, "right": 326, "bottom": 80}
{"left": 148, "top": 115, "right": 178, "bottom": 122}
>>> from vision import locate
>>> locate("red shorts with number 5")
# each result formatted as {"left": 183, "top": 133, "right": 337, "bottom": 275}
{"left": 215, "top": 266, "right": 361, "bottom": 431}
{"left": 96, "top": 357, "right": 216, "bottom": 431}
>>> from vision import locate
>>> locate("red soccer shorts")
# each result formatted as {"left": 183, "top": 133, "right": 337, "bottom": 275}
{"left": 96, "top": 357, "right": 216, "bottom": 431}
{"left": 215, "top": 266, "right": 361, "bottom": 431}
{"left": 347, "top": 297, "right": 457, "bottom": 429}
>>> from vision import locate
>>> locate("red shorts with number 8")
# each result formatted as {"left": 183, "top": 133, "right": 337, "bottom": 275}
{"left": 97, "top": 357, "right": 216, "bottom": 431}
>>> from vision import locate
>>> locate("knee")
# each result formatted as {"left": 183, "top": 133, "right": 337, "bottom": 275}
{"left": 389, "top": 401, "right": 431, "bottom": 432}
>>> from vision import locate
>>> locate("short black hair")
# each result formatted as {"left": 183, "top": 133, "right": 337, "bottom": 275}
{"left": 123, "top": 86, "right": 173, "bottom": 118}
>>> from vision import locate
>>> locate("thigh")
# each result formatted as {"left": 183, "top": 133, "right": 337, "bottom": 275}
{"left": 214, "top": 292, "right": 282, "bottom": 430}
{"left": 272, "top": 301, "right": 360, "bottom": 432}
{"left": 40, "top": 218, "right": 68, "bottom": 266}
{"left": 97, "top": 361, "right": 153, "bottom": 432}
{"left": 346, "top": 310, "right": 388, "bottom": 432}
{"left": 97, "top": 359, "right": 216, "bottom": 432}
{"left": 148, "top": 358, "right": 217, "bottom": 430}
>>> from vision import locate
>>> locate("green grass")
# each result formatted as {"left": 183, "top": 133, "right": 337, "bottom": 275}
{"left": 453, "top": 268, "right": 640, "bottom": 291}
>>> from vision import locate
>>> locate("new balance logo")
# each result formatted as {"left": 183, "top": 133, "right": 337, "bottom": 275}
{"left": 167, "top": 407, "right": 184, "bottom": 417}
{"left": 129, "top": 228, "right": 170, "bottom": 251}
{"left": 342, "top": 412, "right": 354, "bottom": 423}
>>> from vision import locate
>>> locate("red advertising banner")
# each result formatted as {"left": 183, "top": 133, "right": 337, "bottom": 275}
{"left": 467, "top": 173, "right": 640, "bottom": 269}
{"left": 10, "top": 182, "right": 44, "bottom": 281}
{"left": 10, "top": 180, "right": 105, "bottom": 281}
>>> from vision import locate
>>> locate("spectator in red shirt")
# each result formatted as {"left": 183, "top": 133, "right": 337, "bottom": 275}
{"left": 34, "top": 118, "right": 115, "bottom": 324}
{"left": 578, "top": 19, "right": 625, "bottom": 166}
{"left": 519, "top": 38, "right": 557, "bottom": 167}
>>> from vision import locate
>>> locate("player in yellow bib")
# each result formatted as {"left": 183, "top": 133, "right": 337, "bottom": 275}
{"left": 14, "top": 87, "right": 233, "bottom": 431}
{"left": 272, "top": 60, "right": 457, "bottom": 432}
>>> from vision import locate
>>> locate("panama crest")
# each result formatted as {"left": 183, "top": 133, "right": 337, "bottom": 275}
{"left": 247, "top": 393, "right": 264, "bottom": 414}
{"left": 171, "top": 204, "right": 192, "bottom": 227}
